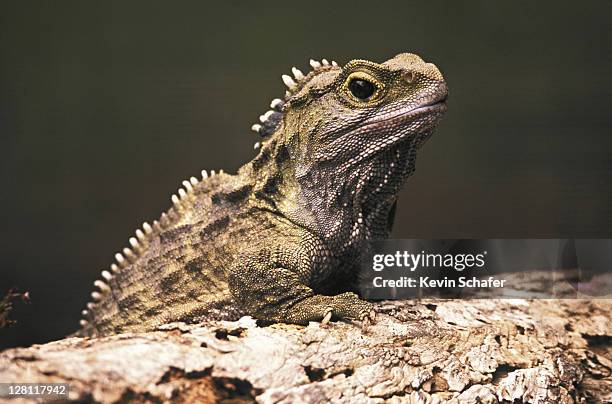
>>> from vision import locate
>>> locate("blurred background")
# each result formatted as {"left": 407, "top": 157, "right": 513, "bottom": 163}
{"left": 1, "top": 1, "right": 611, "bottom": 349}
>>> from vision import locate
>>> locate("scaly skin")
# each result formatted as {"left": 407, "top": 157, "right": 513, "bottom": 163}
{"left": 77, "top": 53, "right": 447, "bottom": 337}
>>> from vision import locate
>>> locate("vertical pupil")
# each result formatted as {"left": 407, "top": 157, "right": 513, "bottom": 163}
{"left": 349, "top": 79, "right": 376, "bottom": 100}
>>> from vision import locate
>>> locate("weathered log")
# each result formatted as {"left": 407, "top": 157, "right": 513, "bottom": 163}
{"left": 1, "top": 299, "right": 610, "bottom": 403}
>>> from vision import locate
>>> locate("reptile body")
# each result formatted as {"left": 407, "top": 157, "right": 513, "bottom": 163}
{"left": 78, "top": 53, "right": 448, "bottom": 337}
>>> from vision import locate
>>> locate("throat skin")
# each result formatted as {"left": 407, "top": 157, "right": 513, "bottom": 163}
{"left": 271, "top": 135, "right": 419, "bottom": 254}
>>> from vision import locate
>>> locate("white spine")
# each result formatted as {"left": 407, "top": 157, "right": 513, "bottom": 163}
{"left": 94, "top": 280, "right": 110, "bottom": 293}
{"left": 270, "top": 98, "right": 283, "bottom": 109}
{"left": 142, "top": 222, "right": 153, "bottom": 234}
{"left": 282, "top": 74, "right": 296, "bottom": 88}
{"left": 310, "top": 59, "right": 321, "bottom": 68}
{"left": 115, "top": 253, "right": 126, "bottom": 267}
{"left": 182, "top": 180, "right": 193, "bottom": 193}
{"left": 122, "top": 247, "right": 135, "bottom": 262}
{"left": 291, "top": 67, "right": 304, "bottom": 79}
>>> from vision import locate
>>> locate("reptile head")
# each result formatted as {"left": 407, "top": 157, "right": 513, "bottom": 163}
{"left": 250, "top": 54, "right": 447, "bottom": 237}
{"left": 283, "top": 53, "right": 447, "bottom": 169}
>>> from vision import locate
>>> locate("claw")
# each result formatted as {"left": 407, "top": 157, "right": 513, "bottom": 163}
{"left": 370, "top": 309, "right": 377, "bottom": 321}
{"left": 321, "top": 309, "right": 333, "bottom": 326}
{"left": 361, "top": 316, "right": 371, "bottom": 331}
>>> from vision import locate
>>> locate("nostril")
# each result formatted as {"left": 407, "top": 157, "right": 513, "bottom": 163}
{"left": 403, "top": 71, "right": 415, "bottom": 84}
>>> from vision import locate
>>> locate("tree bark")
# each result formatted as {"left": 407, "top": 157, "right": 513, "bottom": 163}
{"left": 1, "top": 299, "right": 610, "bottom": 403}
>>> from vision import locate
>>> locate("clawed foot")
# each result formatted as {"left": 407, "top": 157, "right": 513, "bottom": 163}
{"left": 287, "top": 292, "right": 376, "bottom": 329}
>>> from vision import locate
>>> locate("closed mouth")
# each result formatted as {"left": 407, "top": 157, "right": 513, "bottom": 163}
{"left": 409, "top": 100, "right": 447, "bottom": 116}
{"left": 398, "top": 92, "right": 448, "bottom": 118}
{"left": 366, "top": 96, "right": 448, "bottom": 127}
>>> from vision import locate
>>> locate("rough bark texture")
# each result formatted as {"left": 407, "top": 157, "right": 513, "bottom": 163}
{"left": 1, "top": 299, "right": 610, "bottom": 403}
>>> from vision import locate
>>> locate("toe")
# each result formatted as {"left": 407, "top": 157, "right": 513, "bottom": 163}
{"left": 361, "top": 316, "right": 371, "bottom": 331}
{"left": 320, "top": 308, "right": 333, "bottom": 326}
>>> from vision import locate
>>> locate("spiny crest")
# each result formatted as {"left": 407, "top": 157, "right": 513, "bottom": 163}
{"left": 251, "top": 58, "right": 339, "bottom": 149}
{"left": 78, "top": 169, "right": 224, "bottom": 329}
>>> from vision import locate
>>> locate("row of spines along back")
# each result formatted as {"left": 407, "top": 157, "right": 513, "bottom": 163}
{"left": 79, "top": 169, "right": 223, "bottom": 327}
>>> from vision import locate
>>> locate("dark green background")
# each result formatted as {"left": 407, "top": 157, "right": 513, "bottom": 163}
{"left": 1, "top": 2, "right": 611, "bottom": 348}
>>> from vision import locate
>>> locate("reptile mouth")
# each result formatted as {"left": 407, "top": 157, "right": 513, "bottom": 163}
{"left": 409, "top": 100, "right": 447, "bottom": 115}
{"left": 365, "top": 97, "right": 447, "bottom": 128}
{"left": 395, "top": 94, "right": 448, "bottom": 119}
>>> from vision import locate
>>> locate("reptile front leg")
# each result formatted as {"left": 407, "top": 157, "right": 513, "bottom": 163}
{"left": 228, "top": 245, "right": 375, "bottom": 327}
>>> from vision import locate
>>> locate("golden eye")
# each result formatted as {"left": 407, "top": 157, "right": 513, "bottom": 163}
{"left": 344, "top": 72, "right": 383, "bottom": 102}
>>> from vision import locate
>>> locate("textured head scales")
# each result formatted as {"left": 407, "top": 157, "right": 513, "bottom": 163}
{"left": 250, "top": 58, "right": 340, "bottom": 147}
{"left": 271, "top": 53, "right": 447, "bottom": 168}
{"left": 248, "top": 53, "right": 448, "bottom": 242}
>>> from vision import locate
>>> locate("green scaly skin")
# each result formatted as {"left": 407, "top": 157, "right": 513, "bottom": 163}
{"left": 77, "top": 53, "right": 448, "bottom": 337}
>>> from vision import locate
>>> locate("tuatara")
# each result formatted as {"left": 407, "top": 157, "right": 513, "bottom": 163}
{"left": 77, "top": 53, "right": 448, "bottom": 336}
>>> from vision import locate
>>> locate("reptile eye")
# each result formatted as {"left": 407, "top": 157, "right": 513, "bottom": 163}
{"left": 348, "top": 78, "right": 377, "bottom": 100}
